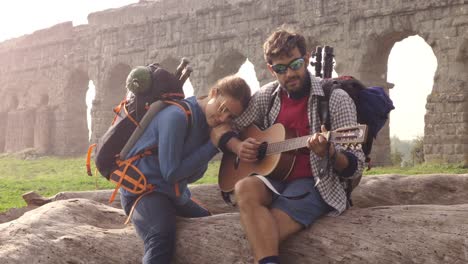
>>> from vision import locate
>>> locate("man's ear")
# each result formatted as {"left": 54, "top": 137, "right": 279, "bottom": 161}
{"left": 304, "top": 51, "right": 311, "bottom": 67}
{"left": 267, "top": 64, "right": 276, "bottom": 77}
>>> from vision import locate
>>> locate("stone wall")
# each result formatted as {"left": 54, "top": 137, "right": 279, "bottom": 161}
{"left": 0, "top": 0, "right": 466, "bottom": 165}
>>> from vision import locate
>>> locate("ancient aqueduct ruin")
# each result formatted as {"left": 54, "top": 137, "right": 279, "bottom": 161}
{"left": 0, "top": 0, "right": 466, "bottom": 166}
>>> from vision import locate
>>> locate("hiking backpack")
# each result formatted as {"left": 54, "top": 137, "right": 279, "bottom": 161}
{"left": 86, "top": 59, "right": 194, "bottom": 202}
{"left": 312, "top": 46, "right": 395, "bottom": 205}
{"left": 318, "top": 76, "right": 395, "bottom": 165}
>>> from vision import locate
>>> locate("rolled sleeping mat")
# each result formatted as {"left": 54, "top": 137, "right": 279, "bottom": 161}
{"left": 175, "top": 57, "right": 190, "bottom": 79}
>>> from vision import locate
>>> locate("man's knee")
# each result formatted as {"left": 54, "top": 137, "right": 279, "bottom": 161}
{"left": 234, "top": 177, "right": 270, "bottom": 207}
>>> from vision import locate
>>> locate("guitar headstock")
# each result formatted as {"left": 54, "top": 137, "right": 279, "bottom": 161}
{"left": 328, "top": 124, "right": 368, "bottom": 146}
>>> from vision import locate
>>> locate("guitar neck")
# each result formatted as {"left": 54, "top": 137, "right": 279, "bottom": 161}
{"left": 266, "top": 133, "right": 329, "bottom": 155}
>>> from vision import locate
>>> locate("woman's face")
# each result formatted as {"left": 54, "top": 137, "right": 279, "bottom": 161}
{"left": 205, "top": 93, "right": 244, "bottom": 127}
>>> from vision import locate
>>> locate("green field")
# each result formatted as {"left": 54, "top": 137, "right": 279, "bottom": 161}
{"left": 0, "top": 156, "right": 466, "bottom": 212}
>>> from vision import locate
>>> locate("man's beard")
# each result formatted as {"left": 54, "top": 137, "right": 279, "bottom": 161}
{"left": 285, "top": 76, "right": 302, "bottom": 91}
{"left": 284, "top": 72, "right": 310, "bottom": 99}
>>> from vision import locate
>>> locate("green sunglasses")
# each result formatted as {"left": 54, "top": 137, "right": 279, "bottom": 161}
{"left": 270, "top": 57, "right": 305, "bottom": 74}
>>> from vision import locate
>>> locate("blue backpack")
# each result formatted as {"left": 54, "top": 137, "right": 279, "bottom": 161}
{"left": 318, "top": 76, "right": 395, "bottom": 162}
{"left": 318, "top": 76, "right": 395, "bottom": 205}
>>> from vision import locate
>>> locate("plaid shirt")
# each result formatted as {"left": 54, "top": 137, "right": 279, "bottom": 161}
{"left": 233, "top": 70, "right": 365, "bottom": 214}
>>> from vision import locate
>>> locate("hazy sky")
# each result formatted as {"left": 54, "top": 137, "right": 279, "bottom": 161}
{"left": 0, "top": 1, "right": 437, "bottom": 140}
{"left": 0, "top": 0, "right": 138, "bottom": 42}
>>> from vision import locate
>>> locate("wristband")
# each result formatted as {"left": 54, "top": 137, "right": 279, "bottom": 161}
{"left": 218, "top": 131, "right": 238, "bottom": 153}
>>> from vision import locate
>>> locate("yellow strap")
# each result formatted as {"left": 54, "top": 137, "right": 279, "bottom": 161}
{"left": 124, "top": 188, "right": 154, "bottom": 225}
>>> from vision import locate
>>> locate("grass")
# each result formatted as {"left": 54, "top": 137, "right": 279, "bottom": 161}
{"left": 0, "top": 156, "right": 466, "bottom": 213}
{"left": 363, "top": 162, "right": 468, "bottom": 175}
{"left": 0, "top": 156, "right": 113, "bottom": 212}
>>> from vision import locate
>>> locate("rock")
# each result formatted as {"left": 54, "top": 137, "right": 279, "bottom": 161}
{"left": 1, "top": 199, "right": 467, "bottom": 263}
{"left": 0, "top": 199, "right": 142, "bottom": 264}
{"left": 1, "top": 174, "right": 468, "bottom": 263}
{"left": 173, "top": 204, "right": 468, "bottom": 264}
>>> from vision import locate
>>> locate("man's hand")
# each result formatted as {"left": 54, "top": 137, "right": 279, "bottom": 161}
{"left": 307, "top": 125, "right": 335, "bottom": 158}
{"left": 210, "top": 123, "right": 232, "bottom": 147}
{"left": 236, "top": 137, "right": 262, "bottom": 162}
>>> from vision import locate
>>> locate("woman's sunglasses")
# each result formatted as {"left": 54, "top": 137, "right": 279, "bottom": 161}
{"left": 270, "top": 57, "right": 305, "bottom": 74}
{"left": 216, "top": 97, "right": 237, "bottom": 119}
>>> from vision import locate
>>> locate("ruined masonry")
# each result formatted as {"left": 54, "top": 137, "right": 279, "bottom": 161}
{"left": 0, "top": 0, "right": 466, "bottom": 165}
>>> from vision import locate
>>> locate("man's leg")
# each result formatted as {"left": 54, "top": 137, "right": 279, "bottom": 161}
{"left": 130, "top": 192, "right": 177, "bottom": 264}
{"left": 271, "top": 177, "right": 334, "bottom": 241}
{"left": 235, "top": 177, "right": 282, "bottom": 262}
{"left": 271, "top": 208, "right": 303, "bottom": 242}
{"left": 236, "top": 177, "right": 333, "bottom": 263}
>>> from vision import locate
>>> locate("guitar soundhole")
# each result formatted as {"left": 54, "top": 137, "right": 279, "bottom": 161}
{"left": 257, "top": 142, "right": 268, "bottom": 160}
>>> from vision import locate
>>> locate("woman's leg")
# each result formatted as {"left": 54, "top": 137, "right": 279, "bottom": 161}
{"left": 130, "top": 192, "right": 177, "bottom": 264}
{"left": 175, "top": 197, "right": 211, "bottom": 218}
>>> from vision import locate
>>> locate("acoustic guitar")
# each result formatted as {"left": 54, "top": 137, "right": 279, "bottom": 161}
{"left": 218, "top": 123, "right": 367, "bottom": 192}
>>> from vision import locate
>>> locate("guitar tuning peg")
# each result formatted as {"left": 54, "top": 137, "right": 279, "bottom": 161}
{"left": 356, "top": 144, "right": 362, "bottom": 150}
{"left": 349, "top": 144, "right": 355, "bottom": 150}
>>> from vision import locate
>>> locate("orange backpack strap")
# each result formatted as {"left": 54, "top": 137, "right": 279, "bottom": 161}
{"left": 112, "top": 98, "right": 141, "bottom": 128}
{"left": 112, "top": 100, "right": 126, "bottom": 125}
{"left": 86, "top": 144, "right": 97, "bottom": 176}
{"left": 164, "top": 100, "right": 193, "bottom": 138}
{"left": 161, "top": 93, "right": 185, "bottom": 99}
{"left": 108, "top": 145, "right": 159, "bottom": 203}
{"left": 123, "top": 101, "right": 141, "bottom": 128}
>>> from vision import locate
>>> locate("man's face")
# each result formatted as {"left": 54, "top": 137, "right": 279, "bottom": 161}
{"left": 267, "top": 47, "right": 310, "bottom": 93}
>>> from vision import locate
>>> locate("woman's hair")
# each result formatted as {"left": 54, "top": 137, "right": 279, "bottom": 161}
{"left": 263, "top": 26, "right": 307, "bottom": 64}
{"left": 209, "top": 75, "right": 251, "bottom": 109}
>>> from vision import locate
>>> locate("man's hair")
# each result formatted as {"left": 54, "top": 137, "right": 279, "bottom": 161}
{"left": 263, "top": 27, "right": 307, "bottom": 64}
{"left": 209, "top": 75, "right": 251, "bottom": 109}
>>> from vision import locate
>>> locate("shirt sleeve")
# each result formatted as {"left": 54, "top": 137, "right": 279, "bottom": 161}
{"left": 329, "top": 89, "right": 365, "bottom": 179}
{"left": 157, "top": 108, "right": 218, "bottom": 184}
{"left": 232, "top": 89, "right": 269, "bottom": 130}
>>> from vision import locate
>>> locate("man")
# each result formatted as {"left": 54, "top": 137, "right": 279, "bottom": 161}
{"left": 220, "top": 28, "right": 365, "bottom": 263}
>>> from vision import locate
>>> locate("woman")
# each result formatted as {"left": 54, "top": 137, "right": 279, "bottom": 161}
{"left": 120, "top": 75, "right": 251, "bottom": 264}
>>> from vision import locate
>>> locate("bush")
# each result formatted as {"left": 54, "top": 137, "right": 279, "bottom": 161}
{"left": 411, "top": 136, "right": 424, "bottom": 165}
{"left": 391, "top": 150, "right": 403, "bottom": 166}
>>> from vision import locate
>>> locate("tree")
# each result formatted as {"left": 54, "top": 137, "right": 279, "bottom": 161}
{"left": 391, "top": 149, "right": 403, "bottom": 166}
{"left": 411, "top": 136, "right": 424, "bottom": 165}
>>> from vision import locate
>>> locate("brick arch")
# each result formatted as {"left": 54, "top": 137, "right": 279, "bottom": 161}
{"left": 103, "top": 63, "right": 132, "bottom": 103}
{"left": 56, "top": 69, "right": 91, "bottom": 155}
{"left": 206, "top": 50, "right": 246, "bottom": 92}
{"left": 91, "top": 63, "right": 131, "bottom": 141}
{"left": 159, "top": 57, "right": 179, "bottom": 73}
{"left": 5, "top": 94, "right": 19, "bottom": 111}
{"left": 455, "top": 39, "right": 468, "bottom": 73}
{"left": 102, "top": 63, "right": 132, "bottom": 116}
{"left": 0, "top": 94, "right": 19, "bottom": 152}
{"left": 359, "top": 31, "right": 417, "bottom": 85}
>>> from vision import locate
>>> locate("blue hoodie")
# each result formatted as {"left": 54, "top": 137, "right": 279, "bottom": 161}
{"left": 120, "top": 96, "right": 219, "bottom": 204}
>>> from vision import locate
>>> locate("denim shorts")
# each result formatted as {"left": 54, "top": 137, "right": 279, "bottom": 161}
{"left": 268, "top": 177, "right": 333, "bottom": 227}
